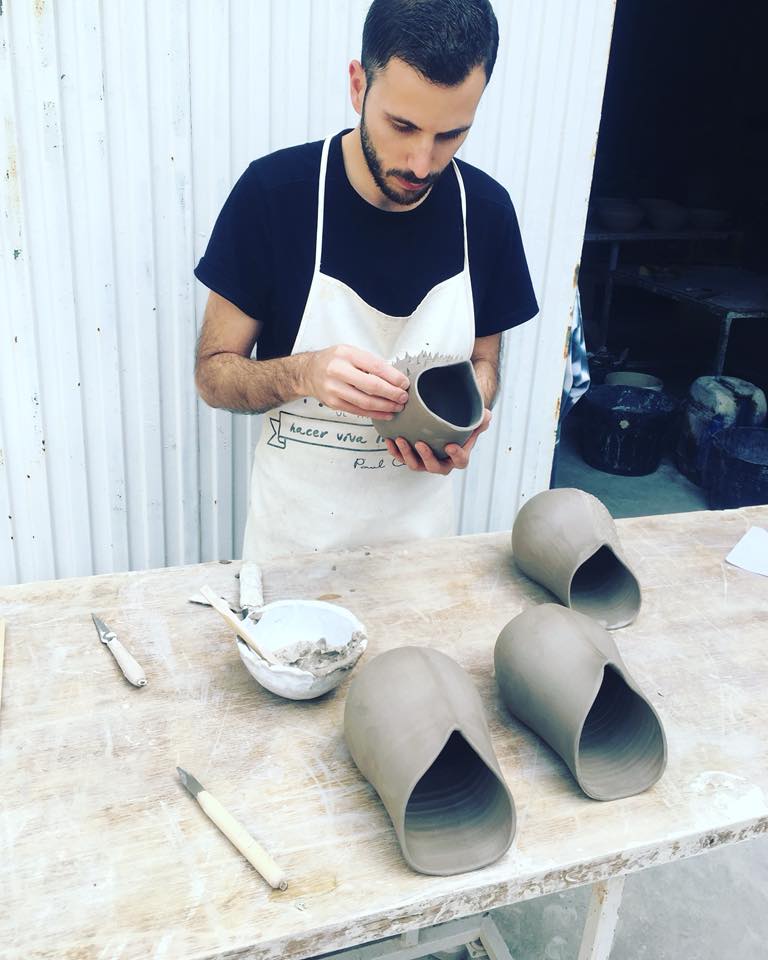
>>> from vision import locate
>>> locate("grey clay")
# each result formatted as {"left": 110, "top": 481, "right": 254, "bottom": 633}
{"left": 511, "top": 487, "right": 641, "bottom": 629}
{"left": 495, "top": 604, "right": 667, "bottom": 800}
{"left": 373, "top": 360, "right": 484, "bottom": 459}
{"left": 344, "top": 646, "right": 515, "bottom": 875}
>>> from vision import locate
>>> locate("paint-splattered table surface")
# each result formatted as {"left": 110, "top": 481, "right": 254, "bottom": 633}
{"left": 1, "top": 506, "right": 767, "bottom": 960}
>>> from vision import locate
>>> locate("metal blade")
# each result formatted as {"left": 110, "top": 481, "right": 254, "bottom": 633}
{"left": 187, "top": 591, "right": 242, "bottom": 613}
{"left": 91, "top": 614, "right": 114, "bottom": 643}
{"left": 177, "top": 767, "right": 204, "bottom": 798}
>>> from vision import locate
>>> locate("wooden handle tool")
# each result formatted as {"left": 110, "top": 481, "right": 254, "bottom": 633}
{"left": 0, "top": 619, "right": 5, "bottom": 714}
{"left": 238, "top": 561, "right": 265, "bottom": 616}
{"left": 91, "top": 614, "right": 147, "bottom": 687}
{"left": 199, "top": 585, "right": 279, "bottom": 665}
{"left": 177, "top": 767, "right": 288, "bottom": 891}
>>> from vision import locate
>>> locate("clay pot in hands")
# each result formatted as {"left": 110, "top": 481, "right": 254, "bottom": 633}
{"left": 495, "top": 604, "right": 667, "bottom": 800}
{"left": 344, "top": 646, "right": 515, "bottom": 875}
{"left": 372, "top": 360, "right": 484, "bottom": 460}
{"left": 511, "top": 488, "right": 641, "bottom": 629}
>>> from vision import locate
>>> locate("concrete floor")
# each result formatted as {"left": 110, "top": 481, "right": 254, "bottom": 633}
{"left": 482, "top": 410, "right": 767, "bottom": 959}
{"left": 551, "top": 412, "right": 707, "bottom": 518}
{"left": 489, "top": 835, "right": 768, "bottom": 959}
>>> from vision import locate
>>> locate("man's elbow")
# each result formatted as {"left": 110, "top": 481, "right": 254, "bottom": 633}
{"left": 194, "top": 357, "right": 220, "bottom": 408}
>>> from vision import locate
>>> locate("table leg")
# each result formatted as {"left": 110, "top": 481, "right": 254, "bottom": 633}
{"left": 475, "top": 914, "right": 516, "bottom": 959}
{"left": 576, "top": 877, "right": 625, "bottom": 960}
{"left": 713, "top": 313, "right": 735, "bottom": 376}
{"left": 599, "top": 241, "right": 621, "bottom": 347}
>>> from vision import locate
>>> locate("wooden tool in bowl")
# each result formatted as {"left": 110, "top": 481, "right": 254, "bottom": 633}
{"left": 199, "top": 585, "right": 280, "bottom": 666}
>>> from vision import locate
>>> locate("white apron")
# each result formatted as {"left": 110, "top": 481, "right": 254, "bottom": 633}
{"left": 242, "top": 135, "right": 476, "bottom": 564}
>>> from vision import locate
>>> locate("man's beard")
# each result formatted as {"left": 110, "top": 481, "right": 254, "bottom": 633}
{"left": 360, "top": 110, "right": 441, "bottom": 207}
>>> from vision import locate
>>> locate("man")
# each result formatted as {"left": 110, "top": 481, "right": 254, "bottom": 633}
{"left": 194, "top": 0, "right": 538, "bottom": 564}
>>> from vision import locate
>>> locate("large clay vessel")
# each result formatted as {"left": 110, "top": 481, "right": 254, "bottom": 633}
{"left": 511, "top": 487, "right": 641, "bottom": 629}
{"left": 372, "top": 360, "right": 484, "bottom": 460}
{"left": 344, "top": 646, "right": 515, "bottom": 875}
{"left": 495, "top": 604, "right": 666, "bottom": 800}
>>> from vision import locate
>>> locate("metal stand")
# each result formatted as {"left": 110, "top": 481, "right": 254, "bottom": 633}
{"left": 713, "top": 313, "right": 734, "bottom": 375}
{"left": 323, "top": 913, "right": 514, "bottom": 960}
{"left": 324, "top": 876, "right": 626, "bottom": 960}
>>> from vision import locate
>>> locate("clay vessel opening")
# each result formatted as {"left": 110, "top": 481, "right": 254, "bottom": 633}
{"left": 578, "top": 666, "right": 665, "bottom": 800}
{"left": 418, "top": 365, "right": 482, "bottom": 427}
{"left": 403, "top": 730, "right": 513, "bottom": 874}
{"left": 570, "top": 546, "right": 641, "bottom": 628}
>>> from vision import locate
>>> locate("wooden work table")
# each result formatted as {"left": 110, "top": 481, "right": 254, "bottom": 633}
{"left": 2, "top": 507, "right": 767, "bottom": 959}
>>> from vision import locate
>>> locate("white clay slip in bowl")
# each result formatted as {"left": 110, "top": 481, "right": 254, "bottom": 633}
{"left": 236, "top": 599, "right": 368, "bottom": 700}
{"left": 201, "top": 584, "right": 368, "bottom": 700}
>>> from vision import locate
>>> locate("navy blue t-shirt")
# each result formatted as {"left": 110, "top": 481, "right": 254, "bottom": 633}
{"left": 195, "top": 131, "right": 538, "bottom": 360}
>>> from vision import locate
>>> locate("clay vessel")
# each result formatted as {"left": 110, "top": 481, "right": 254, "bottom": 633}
{"left": 511, "top": 487, "right": 641, "bottom": 629}
{"left": 344, "top": 646, "right": 515, "bottom": 875}
{"left": 495, "top": 604, "right": 667, "bottom": 800}
{"left": 373, "top": 360, "right": 484, "bottom": 460}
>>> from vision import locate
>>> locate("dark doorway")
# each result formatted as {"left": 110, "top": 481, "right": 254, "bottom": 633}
{"left": 581, "top": 0, "right": 768, "bottom": 387}
{"left": 555, "top": 0, "right": 768, "bottom": 515}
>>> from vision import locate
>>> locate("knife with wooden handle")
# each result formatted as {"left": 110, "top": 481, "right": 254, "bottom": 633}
{"left": 177, "top": 767, "right": 288, "bottom": 890}
{"left": 91, "top": 614, "right": 147, "bottom": 687}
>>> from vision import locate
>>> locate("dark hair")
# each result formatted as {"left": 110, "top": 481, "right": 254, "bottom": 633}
{"left": 361, "top": 0, "right": 499, "bottom": 87}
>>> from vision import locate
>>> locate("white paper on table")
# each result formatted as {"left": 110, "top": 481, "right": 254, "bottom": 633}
{"left": 725, "top": 526, "right": 768, "bottom": 578}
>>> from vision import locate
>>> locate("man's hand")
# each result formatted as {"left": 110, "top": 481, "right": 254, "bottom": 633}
{"left": 384, "top": 408, "right": 492, "bottom": 474}
{"left": 301, "top": 345, "right": 410, "bottom": 419}
{"left": 195, "top": 294, "right": 410, "bottom": 416}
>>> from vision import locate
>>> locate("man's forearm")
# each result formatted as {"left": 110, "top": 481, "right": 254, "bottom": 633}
{"left": 195, "top": 352, "right": 311, "bottom": 414}
{"left": 471, "top": 332, "right": 502, "bottom": 410}
{"left": 472, "top": 356, "right": 500, "bottom": 409}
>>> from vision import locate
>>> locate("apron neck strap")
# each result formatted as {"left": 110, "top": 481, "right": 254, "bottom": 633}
{"left": 451, "top": 159, "right": 470, "bottom": 271}
{"left": 314, "top": 136, "right": 333, "bottom": 275}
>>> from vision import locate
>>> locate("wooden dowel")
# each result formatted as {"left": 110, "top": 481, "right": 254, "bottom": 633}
{"left": 199, "top": 586, "right": 279, "bottom": 665}
{"left": 197, "top": 788, "right": 288, "bottom": 891}
{"left": 0, "top": 620, "right": 5, "bottom": 715}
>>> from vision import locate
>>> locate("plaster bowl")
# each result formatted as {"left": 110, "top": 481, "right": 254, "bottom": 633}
{"left": 688, "top": 207, "right": 728, "bottom": 229}
{"left": 235, "top": 599, "right": 367, "bottom": 700}
{"left": 605, "top": 371, "right": 664, "bottom": 391}
{"left": 638, "top": 198, "right": 689, "bottom": 231}
{"left": 593, "top": 198, "right": 644, "bottom": 232}
{"left": 373, "top": 360, "right": 484, "bottom": 459}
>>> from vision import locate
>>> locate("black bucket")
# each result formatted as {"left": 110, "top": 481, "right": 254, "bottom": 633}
{"left": 579, "top": 385, "right": 678, "bottom": 476}
{"left": 705, "top": 426, "right": 768, "bottom": 509}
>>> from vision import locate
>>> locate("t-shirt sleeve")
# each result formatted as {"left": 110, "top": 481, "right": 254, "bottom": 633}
{"left": 474, "top": 197, "right": 539, "bottom": 337}
{"left": 194, "top": 163, "right": 273, "bottom": 321}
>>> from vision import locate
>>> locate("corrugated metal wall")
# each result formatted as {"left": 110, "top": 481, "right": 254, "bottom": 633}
{"left": 0, "top": 0, "right": 615, "bottom": 585}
